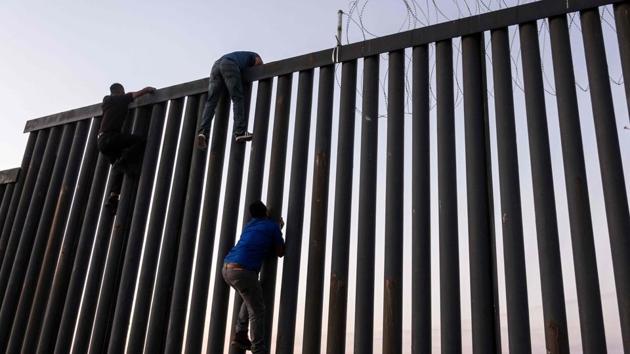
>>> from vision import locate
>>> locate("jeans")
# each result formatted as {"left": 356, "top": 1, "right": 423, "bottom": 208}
{"left": 222, "top": 266, "right": 267, "bottom": 354}
{"left": 198, "top": 58, "right": 248, "bottom": 136}
{"left": 97, "top": 132, "right": 145, "bottom": 195}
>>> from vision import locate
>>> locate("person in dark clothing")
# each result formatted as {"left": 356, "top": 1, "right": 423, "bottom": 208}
{"left": 98, "top": 83, "right": 155, "bottom": 214}
{"left": 196, "top": 51, "right": 263, "bottom": 149}
{"left": 222, "top": 201, "right": 285, "bottom": 354}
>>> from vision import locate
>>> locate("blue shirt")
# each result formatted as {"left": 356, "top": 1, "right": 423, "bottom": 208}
{"left": 220, "top": 51, "right": 260, "bottom": 70}
{"left": 224, "top": 218, "right": 283, "bottom": 272}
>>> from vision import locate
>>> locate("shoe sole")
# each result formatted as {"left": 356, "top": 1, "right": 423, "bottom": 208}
{"left": 234, "top": 136, "right": 253, "bottom": 143}
{"left": 230, "top": 340, "right": 251, "bottom": 350}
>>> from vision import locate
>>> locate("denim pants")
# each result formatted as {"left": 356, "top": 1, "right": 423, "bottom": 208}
{"left": 198, "top": 58, "right": 248, "bottom": 136}
{"left": 97, "top": 132, "right": 145, "bottom": 195}
{"left": 222, "top": 266, "right": 267, "bottom": 354}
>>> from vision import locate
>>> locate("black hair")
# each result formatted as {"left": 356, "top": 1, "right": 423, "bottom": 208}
{"left": 110, "top": 83, "right": 124, "bottom": 94}
{"left": 249, "top": 200, "right": 267, "bottom": 219}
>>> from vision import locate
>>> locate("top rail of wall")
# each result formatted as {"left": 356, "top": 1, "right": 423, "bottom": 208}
{"left": 23, "top": 0, "right": 621, "bottom": 133}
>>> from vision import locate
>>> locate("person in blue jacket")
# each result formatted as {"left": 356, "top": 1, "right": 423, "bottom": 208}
{"left": 222, "top": 200, "right": 285, "bottom": 353}
{"left": 196, "top": 51, "right": 263, "bottom": 149}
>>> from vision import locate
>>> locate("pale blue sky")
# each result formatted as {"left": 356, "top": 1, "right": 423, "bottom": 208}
{"left": 0, "top": 1, "right": 628, "bottom": 353}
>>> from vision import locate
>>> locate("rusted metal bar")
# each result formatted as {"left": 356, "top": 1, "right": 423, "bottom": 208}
{"left": 581, "top": 8, "right": 630, "bottom": 352}
{"left": 354, "top": 55, "right": 379, "bottom": 354}
{"left": 383, "top": 49, "right": 404, "bottom": 354}
{"left": 411, "top": 44, "right": 431, "bottom": 354}
{"left": 463, "top": 33, "right": 498, "bottom": 354}
{"left": 258, "top": 73, "right": 293, "bottom": 349}
{"left": 519, "top": 20, "right": 569, "bottom": 354}
{"left": 182, "top": 95, "right": 230, "bottom": 354}
{"left": 614, "top": 2, "right": 630, "bottom": 121}
{"left": 9, "top": 120, "right": 89, "bottom": 354}
{"left": 550, "top": 13, "right": 607, "bottom": 353}
{"left": 490, "top": 27, "right": 531, "bottom": 354}
{"left": 275, "top": 70, "right": 314, "bottom": 354}
{"left": 301, "top": 64, "right": 335, "bottom": 354}
{"left": 326, "top": 60, "right": 357, "bottom": 354}
{"left": 437, "top": 39, "right": 461, "bottom": 354}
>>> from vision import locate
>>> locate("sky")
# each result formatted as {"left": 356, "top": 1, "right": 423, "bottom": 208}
{"left": 0, "top": 1, "right": 629, "bottom": 353}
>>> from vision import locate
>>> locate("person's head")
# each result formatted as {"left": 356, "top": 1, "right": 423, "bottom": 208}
{"left": 254, "top": 55, "right": 263, "bottom": 66}
{"left": 249, "top": 200, "right": 268, "bottom": 219}
{"left": 109, "top": 83, "right": 125, "bottom": 96}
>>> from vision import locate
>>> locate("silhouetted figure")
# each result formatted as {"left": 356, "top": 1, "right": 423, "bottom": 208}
{"left": 97, "top": 83, "right": 155, "bottom": 214}
{"left": 222, "top": 201, "right": 285, "bottom": 353}
{"left": 196, "top": 51, "right": 263, "bottom": 149}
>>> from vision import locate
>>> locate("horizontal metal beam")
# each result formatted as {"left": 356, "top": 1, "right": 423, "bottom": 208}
{"left": 23, "top": 0, "right": 620, "bottom": 133}
{"left": 0, "top": 169, "right": 20, "bottom": 185}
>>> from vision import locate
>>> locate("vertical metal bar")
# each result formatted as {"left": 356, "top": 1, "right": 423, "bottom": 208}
{"left": 206, "top": 78, "right": 270, "bottom": 354}
{"left": 0, "top": 186, "right": 5, "bottom": 222}
{"left": 45, "top": 123, "right": 109, "bottom": 354}
{"left": 519, "top": 21, "right": 569, "bottom": 354}
{"left": 134, "top": 96, "right": 199, "bottom": 354}
{"left": 383, "top": 50, "right": 404, "bottom": 354}
{"left": 550, "top": 13, "right": 608, "bottom": 353}
{"left": 412, "top": 44, "right": 431, "bottom": 354}
{"left": 125, "top": 97, "right": 192, "bottom": 354}
{"left": 326, "top": 60, "right": 357, "bottom": 354}
{"left": 0, "top": 130, "right": 48, "bottom": 290}
{"left": 0, "top": 124, "right": 72, "bottom": 353}
{"left": 226, "top": 78, "right": 274, "bottom": 354}
{"left": 0, "top": 132, "right": 37, "bottom": 264}
{"left": 106, "top": 97, "right": 182, "bottom": 354}
{"left": 89, "top": 103, "right": 166, "bottom": 354}
{"left": 72, "top": 108, "right": 150, "bottom": 354}
{"left": 437, "top": 39, "right": 461, "bottom": 354}
{"left": 581, "top": 8, "right": 630, "bottom": 352}
{"left": 182, "top": 95, "right": 230, "bottom": 354}
{"left": 301, "top": 64, "right": 335, "bottom": 354}
{"left": 353, "top": 55, "right": 379, "bottom": 354}
{"left": 480, "top": 37, "right": 502, "bottom": 354}
{"left": 0, "top": 183, "right": 15, "bottom": 236}
{"left": 9, "top": 120, "right": 89, "bottom": 353}
{"left": 614, "top": 2, "right": 630, "bottom": 121}
{"left": 144, "top": 96, "right": 204, "bottom": 354}
{"left": 275, "top": 70, "right": 314, "bottom": 354}
{"left": 490, "top": 27, "right": 531, "bottom": 354}
{"left": 25, "top": 118, "right": 99, "bottom": 353}
{"left": 462, "top": 33, "right": 498, "bottom": 354}
{"left": 258, "top": 73, "right": 293, "bottom": 350}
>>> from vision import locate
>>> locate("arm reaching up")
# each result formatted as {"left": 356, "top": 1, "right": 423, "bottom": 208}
{"left": 132, "top": 86, "right": 156, "bottom": 99}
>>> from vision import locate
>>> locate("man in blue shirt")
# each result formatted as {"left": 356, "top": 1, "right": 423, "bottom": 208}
{"left": 197, "top": 51, "right": 263, "bottom": 149}
{"left": 223, "top": 200, "right": 285, "bottom": 353}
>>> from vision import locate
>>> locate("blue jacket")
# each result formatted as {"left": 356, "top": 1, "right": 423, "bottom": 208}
{"left": 224, "top": 218, "right": 283, "bottom": 272}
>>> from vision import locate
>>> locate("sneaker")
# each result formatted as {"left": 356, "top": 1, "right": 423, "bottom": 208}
{"left": 234, "top": 131, "right": 253, "bottom": 143}
{"left": 230, "top": 332, "right": 252, "bottom": 350}
{"left": 196, "top": 133, "right": 208, "bottom": 150}
{"left": 105, "top": 193, "right": 120, "bottom": 215}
